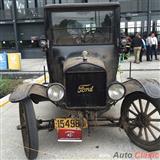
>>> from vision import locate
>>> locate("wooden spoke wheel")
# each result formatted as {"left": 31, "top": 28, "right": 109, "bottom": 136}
{"left": 19, "top": 98, "right": 39, "bottom": 159}
{"left": 121, "top": 92, "right": 160, "bottom": 151}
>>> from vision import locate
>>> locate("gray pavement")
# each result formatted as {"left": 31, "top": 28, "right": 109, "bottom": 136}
{"left": 0, "top": 101, "right": 148, "bottom": 160}
{"left": 0, "top": 55, "right": 160, "bottom": 160}
{"left": 20, "top": 55, "right": 160, "bottom": 72}
{"left": 21, "top": 59, "right": 47, "bottom": 72}
{"left": 118, "top": 55, "right": 160, "bottom": 82}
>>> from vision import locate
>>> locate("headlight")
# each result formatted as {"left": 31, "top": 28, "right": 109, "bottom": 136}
{"left": 108, "top": 83, "right": 126, "bottom": 100}
{"left": 47, "top": 83, "right": 64, "bottom": 102}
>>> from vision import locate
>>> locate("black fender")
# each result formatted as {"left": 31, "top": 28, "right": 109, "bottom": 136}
{"left": 123, "top": 79, "right": 160, "bottom": 99}
{"left": 9, "top": 83, "right": 48, "bottom": 103}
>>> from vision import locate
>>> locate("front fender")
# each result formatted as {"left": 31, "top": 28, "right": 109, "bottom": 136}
{"left": 123, "top": 79, "right": 160, "bottom": 99}
{"left": 9, "top": 83, "right": 48, "bottom": 103}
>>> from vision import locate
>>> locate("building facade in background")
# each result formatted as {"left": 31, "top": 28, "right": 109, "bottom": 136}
{"left": 0, "top": 0, "right": 160, "bottom": 58}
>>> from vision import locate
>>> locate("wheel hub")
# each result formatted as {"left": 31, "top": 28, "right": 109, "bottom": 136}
{"left": 136, "top": 113, "right": 150, "bottom": 127}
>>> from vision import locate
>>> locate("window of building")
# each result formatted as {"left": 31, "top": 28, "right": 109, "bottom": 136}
{"left": 128, "top": 21, "right": 135, "bottom": 34}
{"left": 28, "top": 0, "right": 35, "bottom": 8}
{"left": 120, "top": 22, "right": 125, "bottom": 28}
{"left": 151, "top": 0, "right": 160, "bottom": 11}
{"left": 120, "top": 22, "right": 125, "bottom": 32}
{"left": 0, "top": 1, "right": 2, "bottom": 10}
{"left": 4, "top": 0, "right": 12, "bottom": 10}
{"left": 16, "top": 0, "right": 25, "bottom": 17}
{"left": 151, "top": 20, "right": 153, "bottom": 31}
{"left": 16, "top": 0, "right": 25, "bottom": 9}
{"left": 55, "top": 0, "right": 61, "bottom": 3}
{"left": 136, "top": 21, "right": 141, "bottom": 33}
{"left": 47, "top": 0, "right": 55, "bottom": 4}
{"left": 157, "top": 20, "right": 160, "bottom": 32}
{"left": 37, "top": 0, "right": 45, "bottom": 7}
{"left": 144, "top": 20, "right": 147, "bottom": 32}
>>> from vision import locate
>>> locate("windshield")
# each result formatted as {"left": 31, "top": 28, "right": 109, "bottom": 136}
{"left": 51, "top": 10, "right": 114, "bottom": 45}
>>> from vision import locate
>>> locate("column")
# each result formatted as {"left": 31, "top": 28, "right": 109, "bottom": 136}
{"left": 147, "top": 0, "right": 151, "bottom": 35}
{"left": 12, "top": 0, "right": 19, "bottom": 51}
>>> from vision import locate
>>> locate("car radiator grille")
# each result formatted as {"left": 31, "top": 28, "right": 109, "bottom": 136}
{"left": 65, "top": 71, "right": 106, "bottom": 107}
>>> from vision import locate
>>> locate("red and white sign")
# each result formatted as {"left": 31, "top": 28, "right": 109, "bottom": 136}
{"left": 57, "top": 128, "right": 82, "bottom": 142}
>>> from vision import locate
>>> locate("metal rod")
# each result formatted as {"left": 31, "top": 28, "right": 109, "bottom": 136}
{"left": 0, "top": 71, "right": 48, "bottom": 73}
{"left": 88, "top": 117, "right": 119, "bottom": 121}
{"left": 43, "top": 66, "right": 47, "bottom": 84}
{"left": 147, "top": 0, "right": 151, "bottom": 35}
{"left": 38, "top": 125, "right": 52, "bottom": 130}
{"left": 128, "top": 61, "right": 132, "bottom": 79}
{"left": 12, "top": 0, "right": 19, "bottom": 51}
{"left": 37, "top": 119, "right": 54, "bottom": 131}
{"left": 119, "top": 69, "right": 160, "bottom": 72}
{"left": 89, "top": 123, "right": 120, "bottom": 127}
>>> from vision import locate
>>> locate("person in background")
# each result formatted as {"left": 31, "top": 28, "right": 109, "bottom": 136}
{"left": 131, "top": 33, "right": 143, "bottom": 64}
{"left": 146, "top": 34, "right": 151, "bottom": 61}
{"left": 150, "top": 33, "right": 158, "bottom": 60}
{"left": 139, "top": 36, "right": 146, "bottom": 62}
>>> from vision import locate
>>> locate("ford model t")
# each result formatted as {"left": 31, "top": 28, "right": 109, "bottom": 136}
{"left": 10, "top": 2, "right": 160, "bottom": 160}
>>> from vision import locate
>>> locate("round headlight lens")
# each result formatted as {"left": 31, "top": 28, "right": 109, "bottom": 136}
{"left": 48, "top": 84, "right": 64, "bottom": 102}
{"left": 108, "top": 83, "right": 125, "bottom": 100}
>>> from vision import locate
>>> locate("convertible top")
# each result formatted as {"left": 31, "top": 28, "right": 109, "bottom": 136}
{"left": 44, "top": 2, "right": 120, "bottom": 11}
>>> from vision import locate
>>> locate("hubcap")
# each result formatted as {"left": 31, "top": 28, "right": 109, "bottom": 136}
{"left": 136, "top": 113, "right": 150, "bottom": 127}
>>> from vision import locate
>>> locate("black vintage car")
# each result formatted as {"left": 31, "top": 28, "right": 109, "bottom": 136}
{"left": 10, "top": 2, "right": 160, "bottom": 160}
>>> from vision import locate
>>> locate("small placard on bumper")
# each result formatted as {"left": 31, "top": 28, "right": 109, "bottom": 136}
{"left": 57, "top": 128, "right": 82, "bottom": 142}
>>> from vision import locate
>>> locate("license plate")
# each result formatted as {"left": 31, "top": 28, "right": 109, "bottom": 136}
{"left": 57, "top": 128, "right": 82, "bottom": 142}
{"left": 54, "top": 118, "right": 88, "bottom": 129}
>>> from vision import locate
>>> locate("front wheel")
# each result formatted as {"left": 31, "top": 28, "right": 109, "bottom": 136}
{"left": 121, "top": 92, "right": 160, "bottom": 151}
{"left": 19, "top": 98, "right": 39, "bottom": 159}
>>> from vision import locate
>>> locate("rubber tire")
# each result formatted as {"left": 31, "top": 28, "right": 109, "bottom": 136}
{"left": 19, "top": 98, "right": 39, "bottom": 159}
{"left": 121, "top": 92, "right": 160, "bottom": 151}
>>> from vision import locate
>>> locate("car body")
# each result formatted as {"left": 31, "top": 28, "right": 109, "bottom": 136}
{"left": 10, "top": 2, "right": 160, "bottom": 160}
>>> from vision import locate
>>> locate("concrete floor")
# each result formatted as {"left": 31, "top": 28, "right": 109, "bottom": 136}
{"left": 21, "top": 59, "right": 47, "bottom": 71}
{"left": 1, "top": 98, "right": 160, "bottom": 160}
{"left": 0, "top": 56, "right": 160, "bottom": 160}
{"left": 0, "top": 101, "right": 144, "bottom": 160}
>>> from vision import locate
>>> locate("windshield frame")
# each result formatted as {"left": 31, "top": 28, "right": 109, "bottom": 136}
{"left": 45, "top": 2, "right": 120, "bottom": 47}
